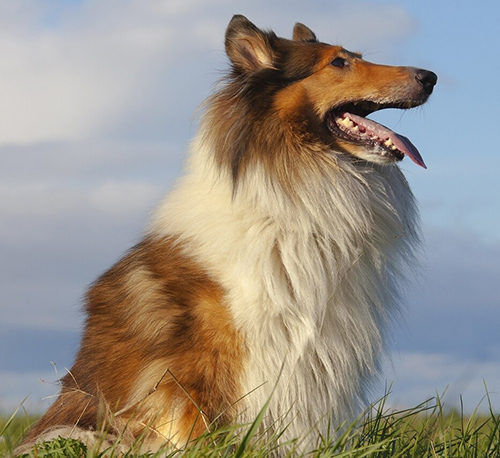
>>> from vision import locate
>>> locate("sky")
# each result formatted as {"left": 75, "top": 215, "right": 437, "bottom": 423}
{"left": 1, "top": 0, "right": 499, "bottom": 417}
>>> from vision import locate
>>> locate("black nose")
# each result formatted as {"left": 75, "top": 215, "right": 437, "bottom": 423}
{"left": 415, "top": 69, "right": 438, "bottom": 95}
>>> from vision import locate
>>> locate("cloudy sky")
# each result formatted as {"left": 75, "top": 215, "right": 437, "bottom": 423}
{"left": 1, "top": 0, "right": 499, "bottom": 416}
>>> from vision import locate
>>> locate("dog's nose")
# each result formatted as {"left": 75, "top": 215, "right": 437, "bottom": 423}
{"left": 415, "top": 69, "right": 438, "bottom": 95}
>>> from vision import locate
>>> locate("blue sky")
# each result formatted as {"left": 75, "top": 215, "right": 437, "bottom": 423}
{"left": 1, "top": 0, "right": 499, "bottom": 415}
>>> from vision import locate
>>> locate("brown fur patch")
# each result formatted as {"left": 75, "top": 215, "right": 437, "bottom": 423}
{"left": 24, "top": 236, "right": 245, "bottom": 447}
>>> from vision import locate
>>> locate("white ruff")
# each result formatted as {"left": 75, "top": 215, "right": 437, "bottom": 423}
{"left": 151, "top": 132, "right": 420, "bottom": 445}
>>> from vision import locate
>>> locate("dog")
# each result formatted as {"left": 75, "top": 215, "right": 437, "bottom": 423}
{"left": 19, "top": 15, "right": 436, "bottom": 454}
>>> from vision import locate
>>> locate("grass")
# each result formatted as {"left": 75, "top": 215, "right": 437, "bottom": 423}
{"left": 2, "top": 391, "right": 499, "bottom": 457}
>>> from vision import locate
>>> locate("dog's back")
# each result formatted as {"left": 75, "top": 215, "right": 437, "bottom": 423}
{"left": 20, "top": 15, "right": 436, "bottom": 454}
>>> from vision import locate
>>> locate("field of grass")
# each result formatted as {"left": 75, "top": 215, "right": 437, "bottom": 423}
{"left": 2, "top": 392, "right": 499, "bottom": 457}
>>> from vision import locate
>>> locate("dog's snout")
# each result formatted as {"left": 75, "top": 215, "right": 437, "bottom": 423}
{"left": 414, "top": 69, "right": 437, "bottom": 95}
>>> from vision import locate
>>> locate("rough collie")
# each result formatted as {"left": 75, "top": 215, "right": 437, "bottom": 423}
{"left": 20, "top": 15, "right": 436, "bottom": 454}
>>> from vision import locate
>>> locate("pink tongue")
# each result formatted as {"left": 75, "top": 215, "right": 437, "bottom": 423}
{"left": 346, "top": 112, "right": 427, "bottom": 169}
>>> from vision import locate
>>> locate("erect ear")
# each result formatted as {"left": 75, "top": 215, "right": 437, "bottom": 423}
{"left": 225, "top": 15, "right": 275, "bottom": 73}
{"left": 292, "top": 23, "right": 318, "bottom": 43}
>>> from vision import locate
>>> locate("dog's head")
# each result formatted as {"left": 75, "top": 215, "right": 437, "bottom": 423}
{"left": 222, "top": 15, "right": 436, "bottom": 173}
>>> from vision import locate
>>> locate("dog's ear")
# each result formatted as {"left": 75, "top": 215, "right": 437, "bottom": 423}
{"left": 292, "top": 23, "right": 318, "bottom": 43}
{"left": 225, "top": 15, "right": 275, "bottom": 73}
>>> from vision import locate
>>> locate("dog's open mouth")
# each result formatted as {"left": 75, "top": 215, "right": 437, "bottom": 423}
{"left": 325, "top": 102, "right": 426, "bottom": 168}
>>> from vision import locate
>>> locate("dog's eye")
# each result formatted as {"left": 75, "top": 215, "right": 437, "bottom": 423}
{"left": 331, "top": 57, "right": 347, "bottom": 68}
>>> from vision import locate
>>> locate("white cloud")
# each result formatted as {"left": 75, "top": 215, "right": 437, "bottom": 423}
{"left": 0, "top": 141, "right": 181, "bottom": 249}
{"left": 88, "top": 180, "right": 162, "bottom": 215}
{"left": 416, "top": 228, "right": 500, "bottom": 313}
{"left": 384, "top": 351, "right": 500, "bottom": 413}
{"left": 0, "top": 0, "right": 415, "bottom": 145}
{"left": 0, "top": 1, "right": 221, "bottom": 145}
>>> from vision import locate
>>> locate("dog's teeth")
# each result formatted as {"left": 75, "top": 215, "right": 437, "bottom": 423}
{"left": 340, "top": 117, "right": 354, "bottom": 128}
{"left": 383, "top": 138, "right": 398, "bottom": 151}
{"left": 352, "top": 125, "right": 359, "bottom": 133}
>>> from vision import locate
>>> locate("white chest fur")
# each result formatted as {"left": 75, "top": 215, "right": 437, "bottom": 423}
{"left": 151, "top": 136, "right": 420, "bottom": 442}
